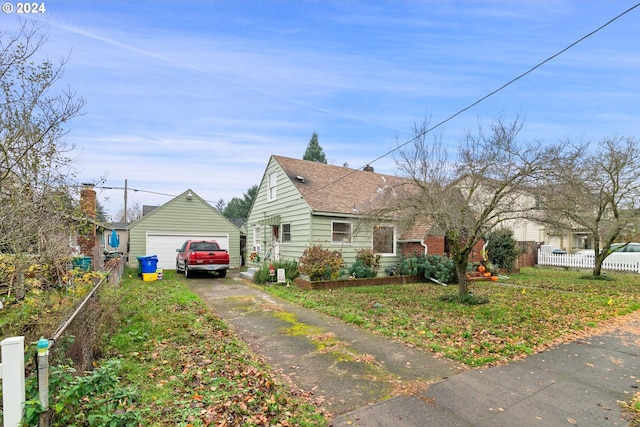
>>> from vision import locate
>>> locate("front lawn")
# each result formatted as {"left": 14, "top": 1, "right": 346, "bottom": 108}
{"left": 265, "top": 267, "right": 640, "bottom": 367}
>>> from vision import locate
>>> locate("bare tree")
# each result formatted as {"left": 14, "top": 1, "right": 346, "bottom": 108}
{"left": 115, "top": 200, "right": 144, "bottom": 223}
{"left": 0, "top": 21, "right": 85, "bottom": 298}
{"left": 538, "top": 136, "right": 640, "bottom": 277}
{"left": 382, "top": 117, "right": 569, "bottom": 296}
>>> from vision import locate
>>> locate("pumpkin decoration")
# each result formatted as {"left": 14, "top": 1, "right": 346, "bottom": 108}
{"left": 483, "top": 272, "right": 492, "bottom": 277}
{"left": 491, "top": 276, "right": 499, "bottom": 282}
{"left": 478, "top": 265, "right": 486, "bottom": 273}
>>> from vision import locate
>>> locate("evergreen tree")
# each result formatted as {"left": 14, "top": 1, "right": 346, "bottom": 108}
{"left": 223, "top": 185, "right": 258, "bottom": 220}
{"left": 485, "top": 228, "right": 519, "bottom": 270}
{"left": 303, "top": 132, "right": 327, "bottom": 163}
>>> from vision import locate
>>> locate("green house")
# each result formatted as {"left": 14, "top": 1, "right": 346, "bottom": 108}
{"left": 246, "top": 155, "right": 411, "bottom": 275}
{"left": 128, "top": 189, "right": 242, "bottom": 270}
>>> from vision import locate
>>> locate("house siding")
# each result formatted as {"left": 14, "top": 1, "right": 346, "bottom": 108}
{"left": 247, "top": 158, "right": 404, "bottom": 274}
{"left": 310, "top": 215, "right": 402, "bottom": 273}
{"left": 128, "top": 190, "right": 241, "bottom": 268}
{"left": 247, "top": 158, "right": 311, "bottom": 263}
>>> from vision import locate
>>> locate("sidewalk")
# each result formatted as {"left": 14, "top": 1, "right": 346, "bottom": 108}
{"left": 189, "top": 277, "right": 640, "bottom": 426}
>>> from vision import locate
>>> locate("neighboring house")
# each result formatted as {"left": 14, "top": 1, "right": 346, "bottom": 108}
{"left": 492, "top": 190, "right": 594, "bottom": 253}
{"left": 104, "top": 222, "right": 129, "bottom": 260}
{"left": 127, "top": 189, "right": 242, "bottom": 270}
{"left": 246, "top": 155, "right": 482, "bottom": 275}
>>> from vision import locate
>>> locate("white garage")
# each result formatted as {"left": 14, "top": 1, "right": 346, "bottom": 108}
{"left": 146, "top": 233, "right": 229, "bottom": 270}
{"left": 127, "top": 189, "right": 242, "bottom": 271}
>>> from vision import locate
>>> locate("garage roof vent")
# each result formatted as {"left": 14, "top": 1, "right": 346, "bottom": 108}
{"left": 295, "top": 175, "right": 305, "bottom": 183}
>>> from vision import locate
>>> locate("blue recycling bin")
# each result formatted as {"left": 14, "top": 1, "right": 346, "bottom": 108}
{"left": 137, "top": 255, "right": 158, "bottom": 275}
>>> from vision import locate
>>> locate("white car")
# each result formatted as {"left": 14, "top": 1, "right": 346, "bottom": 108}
{"left": 575, "top": 243, "right": 640, "bottom": 260}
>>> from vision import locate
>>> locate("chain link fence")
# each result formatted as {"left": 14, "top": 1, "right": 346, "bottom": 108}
{"left": 48, "top": 257, "right": 124, "bottom": 372}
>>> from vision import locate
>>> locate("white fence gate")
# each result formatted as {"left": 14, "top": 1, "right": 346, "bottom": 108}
{"left": 0, "top": 336, "right": 26, "bottom": 427}
{"left": 537, "top": 250, "right": 640, "bottom": 273}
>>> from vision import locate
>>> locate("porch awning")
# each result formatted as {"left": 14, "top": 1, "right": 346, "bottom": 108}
{"left": 259, "top": 215, "right": 281, "bottom": 226}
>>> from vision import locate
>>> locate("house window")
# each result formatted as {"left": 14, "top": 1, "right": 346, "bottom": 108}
{"left": 268, "top": 172, "right": 277, "bottom": 201}
{"left": 373, "top": 225, "right": 395, "bottom": 255}
{"left": 253, "top": 225, "right": 262, "bottom": 254}
{"left": 332, "top": 221, "right": 352, "bottom": 244}
{"left": 281, "top": 223, "right": 291, "bottom": 243}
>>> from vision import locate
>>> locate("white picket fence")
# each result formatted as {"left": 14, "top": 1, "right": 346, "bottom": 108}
{"left": 537, "top": 250, "right": 640, "bottom": 273}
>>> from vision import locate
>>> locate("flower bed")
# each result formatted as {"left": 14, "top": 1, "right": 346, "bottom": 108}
{"left": 293, "top": 274, "right": 421, "bottom": 290}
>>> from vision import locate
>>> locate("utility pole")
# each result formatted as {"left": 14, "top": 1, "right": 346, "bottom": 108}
{"left": 124, "top": 179, "right": 128, "bottom": 223}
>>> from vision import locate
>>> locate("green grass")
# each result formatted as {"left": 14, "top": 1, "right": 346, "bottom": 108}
{"left": 100, "top": 268, "right": 327, "bottom": 427}
{"left": 265, "top": 267, "right": 640, "bottom": 368}
{"left": 624, "top": 393, "right": 640, "bottom": 426}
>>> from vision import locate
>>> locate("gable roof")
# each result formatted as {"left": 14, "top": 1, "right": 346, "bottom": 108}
{"left": 272, "top": 155, "right": 409, "bottom": 216}
{"left": 127, "top": 189, "right": 240, "bottom": 231}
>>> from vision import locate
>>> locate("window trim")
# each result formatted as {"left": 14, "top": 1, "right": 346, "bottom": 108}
{"left": 281, "top": 223, "right": 291, "bottom": 244}
{"left": 267, "top": 171, "right": 277, "bottom": 201}
{"left": 372, "top": 224, "right": 396, "bottom": 256}
{"left": 253, "top": 225, "right": 262, "bottom": 253}
{"left": 331, "top": 221, "right": 352, "bottom": 245}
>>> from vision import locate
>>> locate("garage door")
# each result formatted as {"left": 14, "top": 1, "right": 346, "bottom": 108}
{"left": 146, "top": 233, "right": 229, "bottom": 270}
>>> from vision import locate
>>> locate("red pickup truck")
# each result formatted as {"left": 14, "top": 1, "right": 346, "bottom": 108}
{"left": 176, "top": 240, "right": 230, "bottom": 278}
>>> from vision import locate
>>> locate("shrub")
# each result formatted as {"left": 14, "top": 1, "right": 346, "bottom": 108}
{"left": 397, "top": 255, "right": 455, "bottom": 283}
{"left": 384, "top": 264, "right": 399, "bottom": 276}
{"left": 253, "top": 260, "right": 299, "bottom": 284}
{"left": 298, "top": 245, "right": 344, "bottom": 281}
{"left": 485, "top": 229, "right": 519, "bottom": 270}
{"left": 348, "top": 249, "right": 380, "bottom": 278}
{"left": 349, "top": 260, "right": 378, "bottom": 278}
{"left": 399, "top": 256, "right": 428, "bottom": 276}
{"left": 22, "top": 359, "right": 141, "bottom": 426}
{"left": 424, "top": 255, "right": 456, "bottom": 284}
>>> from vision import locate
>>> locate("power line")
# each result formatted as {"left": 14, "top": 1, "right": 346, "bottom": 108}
{"left": 98, "top": 185, "right": 175, "bottom": 198}
{"left": 302, "top": 2, "right": 640, "bottom": 198}
{"left": 96, "top": 186, "right": 221, "bottom": 205}
{"left": 380, "top": 1, "right": 640, "bottom": 164}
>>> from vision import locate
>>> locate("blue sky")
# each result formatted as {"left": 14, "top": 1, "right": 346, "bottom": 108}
{"left": 3, "top": 1, "right": 639, "bottom": 219}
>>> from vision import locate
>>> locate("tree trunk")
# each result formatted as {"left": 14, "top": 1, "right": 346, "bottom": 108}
{"left": 593, "top": 255, "right": 604, "bottom": 278}
{"left": 16, "top": 270, "right": 25, "bottom": 301}
{"left": 456, "top": 263, "right": 469, "bottom": 296}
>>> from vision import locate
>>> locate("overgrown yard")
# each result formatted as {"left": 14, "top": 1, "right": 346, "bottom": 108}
{"left": 99, "top": 269, "right": 326, "bottom": 426}
{"left": 3, "top": 268, "right": 326, "bottom": 427}
{"left": 265, "top": 267, "right": 640, "bottom": 368}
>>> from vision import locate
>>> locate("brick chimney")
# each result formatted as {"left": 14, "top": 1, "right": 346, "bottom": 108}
{"left": 80, "top": 187, "right": 97, "bottom": 218}
{"left": 78, "top": 186, "right": 97, "bottom": 257}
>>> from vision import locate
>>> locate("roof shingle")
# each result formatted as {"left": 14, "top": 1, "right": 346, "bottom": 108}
{"left": 273, "top": 155, "right": 408, "bottom": 215}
